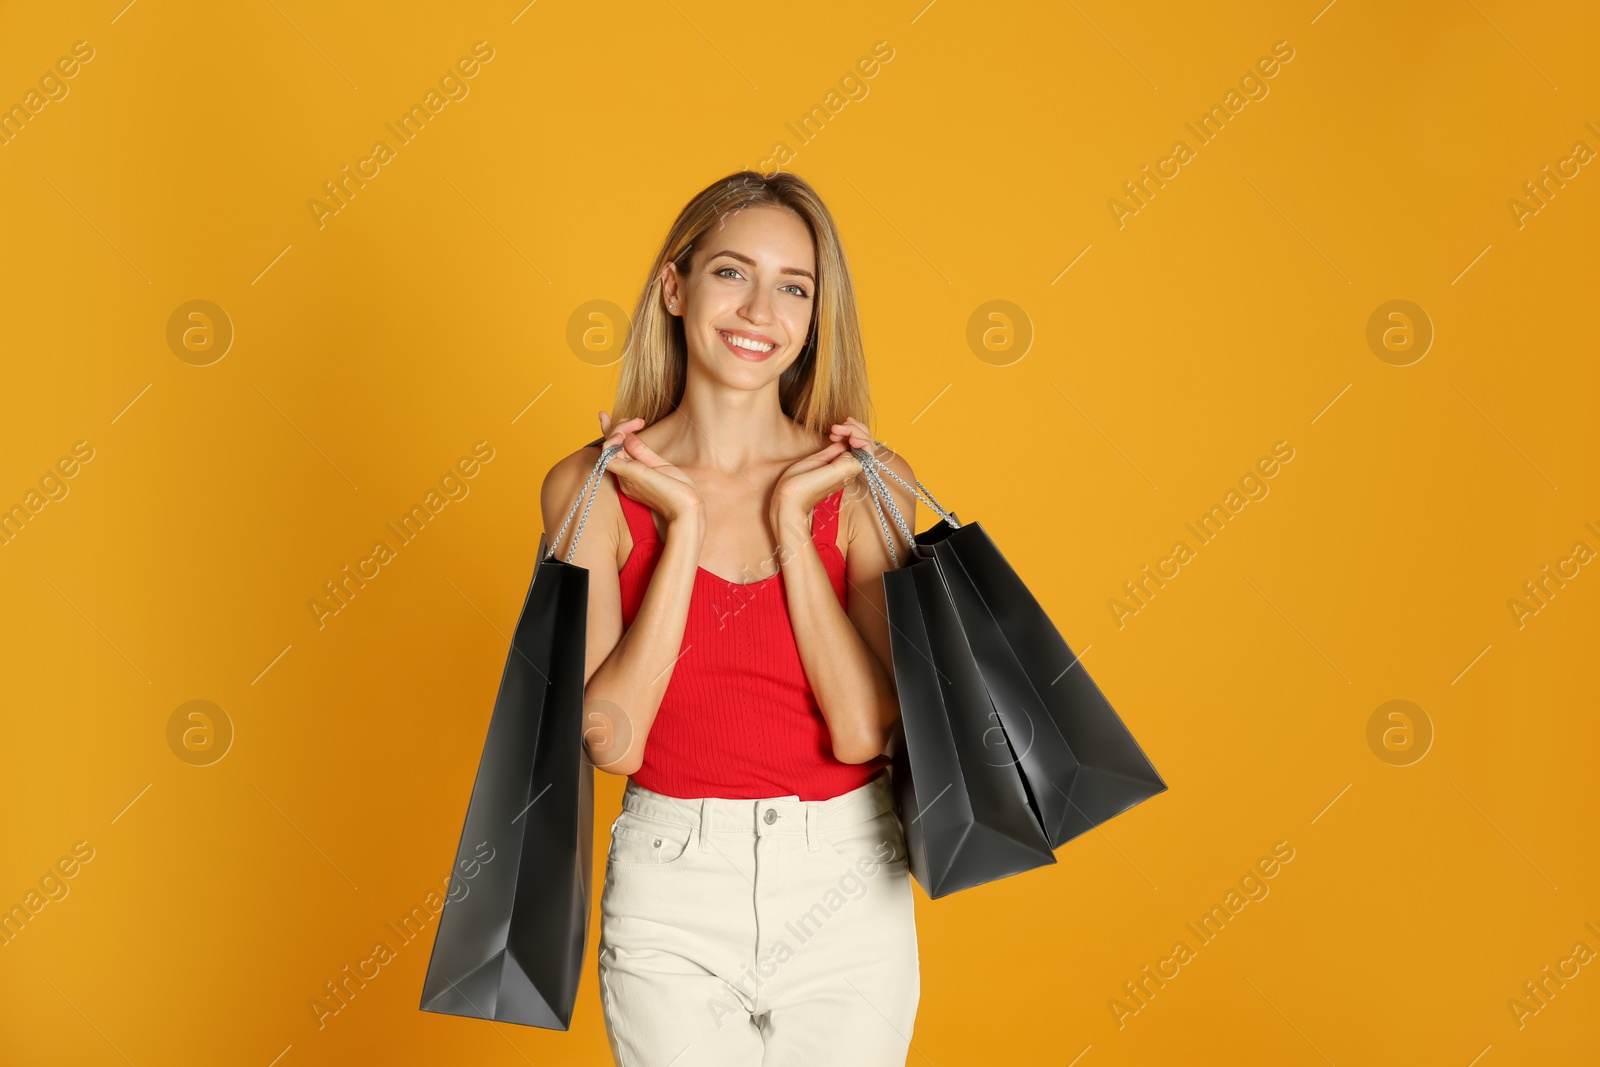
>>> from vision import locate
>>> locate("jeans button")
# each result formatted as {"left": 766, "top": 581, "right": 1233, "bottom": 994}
{"left": 763, "top": 808, "right": 777, "bottom": 824}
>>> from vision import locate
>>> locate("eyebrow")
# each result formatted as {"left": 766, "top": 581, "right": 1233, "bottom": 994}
{"left": 707, "top": 249, "right": 815, "bottom": 283}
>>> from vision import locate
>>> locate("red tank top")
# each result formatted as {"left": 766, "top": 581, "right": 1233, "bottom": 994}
{"left": 610, "top": 470, "right": 889, "bottom": 801}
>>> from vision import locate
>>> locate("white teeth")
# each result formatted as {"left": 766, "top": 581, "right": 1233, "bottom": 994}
{"left": 721, "top": 330, "right": 775, "bottom": 353}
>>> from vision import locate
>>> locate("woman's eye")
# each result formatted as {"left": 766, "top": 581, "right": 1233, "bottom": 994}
{"left": 714, "top": 266, "right": 808, "bottom": 298}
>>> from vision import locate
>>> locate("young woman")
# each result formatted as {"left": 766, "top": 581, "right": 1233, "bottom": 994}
{"left": 540, "top": 170, "right": 922, "bottom": 1066}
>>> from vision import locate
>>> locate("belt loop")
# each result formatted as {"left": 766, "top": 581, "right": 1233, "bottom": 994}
{"left": 697, "top": 798, "right": 712, "bottom": 851}
{"left": 806, "top": 803, "right": 821, "bottom": 852}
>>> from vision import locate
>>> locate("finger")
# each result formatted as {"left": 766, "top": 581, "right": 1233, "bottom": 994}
{"left": 606, "top": 444, "right": 653, "bottom": 480}
{"left": 830, "top": 418, "right": 873, "bottom": 449}
{"left": 600, "top": 414, "right": 620, "bottom": 447}
{"left": 607, "top": 450, "right": 639, "bottom": 481}
{"left": 605, "top": 449, "right": 646, "bottom": 502}
{"left": 844, "top": 421, "right": 888, "bottom": 457}
{"left": 787, "top": 441, "right": 849, "bottom": 478}
{"left": 603, "top": 416, "right": 645, "bottom": 448}
{"left": 781, "top": 451, "right": 859, "bottom": 509}
{"left": 621, "top": 431, "right": 670, "bottom": 467}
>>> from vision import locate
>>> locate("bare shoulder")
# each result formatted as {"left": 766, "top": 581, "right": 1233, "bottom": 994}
{"left": 539, "top": 444, "right": 600, "bottom": 516}
{"left": 873, "top": 447, "right": 919, "bottom": 531}
{"left": 874, "top": 448, "right": 917, "bottom": 492}
{"left": 855, "top": 445, "right": 917, "bottom": 504}
{"left": 843, "top": 446, "right": 920, "bottom": 566}
{"left": 539, "top": 443, "right": 618, "bottom": 561}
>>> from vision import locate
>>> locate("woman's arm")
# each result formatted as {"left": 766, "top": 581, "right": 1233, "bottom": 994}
{"left": 539, "top": 445, "right": 704, "bottom": 776}
{"left": 772, "top": 450, "right": 918, "bottom": 764}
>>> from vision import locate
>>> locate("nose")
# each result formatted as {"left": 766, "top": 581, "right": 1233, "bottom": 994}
{"left": 738, "top": 285, "right": 775, "bottom": 325}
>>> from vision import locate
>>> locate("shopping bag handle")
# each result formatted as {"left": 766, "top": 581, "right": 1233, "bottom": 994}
{"left": 544, "top": 441, "right": 625, "bottom": 564}
{"left": 850, "top": 446, "right": 960, "bottom": 568}
{"left": 854, "top": 455, "right": 912, "bottom": 568}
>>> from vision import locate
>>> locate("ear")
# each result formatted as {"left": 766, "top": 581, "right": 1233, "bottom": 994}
{"left": 659, "top": 262, "right": 684, "bottom": 312}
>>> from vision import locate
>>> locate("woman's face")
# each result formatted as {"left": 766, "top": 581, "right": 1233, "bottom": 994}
{"left": 665, "top": 204, "right": 817, "bottom": 391}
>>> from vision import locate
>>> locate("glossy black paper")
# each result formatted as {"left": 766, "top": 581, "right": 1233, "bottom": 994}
{"left": 885, "top": 512, "right": 1166, "bottom": 898}
{"left": 932, "top": 520, "right": 1167, "bottom": 849}
{"left": 884, "top": 516, "right": 1058, "bottom": 899}
{"left": 419, "top": 531, "right": 594, "bottom": 1029}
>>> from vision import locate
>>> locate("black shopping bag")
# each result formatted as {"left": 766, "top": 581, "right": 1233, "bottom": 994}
{"left": 935, "top": 519, "right": 1167, "bottom": 847}
{"left": 419, "top": 443, "right": 620, "bottom": 1028}
{"left": 856, "top": 449, "right": 1166, "bottom": 889}
{"left": 862, "top": 467, "right": 1058, "bottom": 899}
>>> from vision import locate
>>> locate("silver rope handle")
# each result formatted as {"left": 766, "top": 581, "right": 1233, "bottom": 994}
{"left": 855, "top": 447, "right": 959, "bottom": 528}
{"left": 850, "top": 446, "right": 961, "bottom": 568}
{"left": 545, "top": 443, "right": 624, "bottom": 563}
{"left": 856, "top": 452, "right": 911, "bottom": 568}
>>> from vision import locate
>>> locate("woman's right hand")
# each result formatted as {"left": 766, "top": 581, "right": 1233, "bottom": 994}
{"left": 598, "top": 412, "right": 704, "bottom": 528}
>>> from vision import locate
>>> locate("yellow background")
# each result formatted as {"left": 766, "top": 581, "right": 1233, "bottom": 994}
{"left": 2, "top": 0, "right": 1596, "bottom": 1063}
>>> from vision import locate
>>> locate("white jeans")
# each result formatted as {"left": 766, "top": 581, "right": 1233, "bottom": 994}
{"left": 598, "top": 771, "right": 921, "bottom": 1066}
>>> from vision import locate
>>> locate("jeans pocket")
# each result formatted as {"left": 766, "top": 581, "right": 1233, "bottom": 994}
{"left": 819, "top": 809, "right": 907, "bottom": 871}
{"left": 608, "top": 811, "right": 697, "bottom": 868}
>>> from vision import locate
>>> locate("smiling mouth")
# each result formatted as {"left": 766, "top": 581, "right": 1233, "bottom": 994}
{"left": 718, "top": 329, "right": 778, "bottom": 361}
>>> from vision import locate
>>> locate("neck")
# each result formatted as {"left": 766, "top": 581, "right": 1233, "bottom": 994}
{"left": 658, "top": 376, "right": 811, "bottom": 473}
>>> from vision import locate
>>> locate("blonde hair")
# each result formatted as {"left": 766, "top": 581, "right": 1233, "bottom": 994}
{"left": 611, "top": 170, "right": 873, "bottom": 438}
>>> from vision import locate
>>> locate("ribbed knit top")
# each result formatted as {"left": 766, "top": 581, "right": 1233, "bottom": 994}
{"left": 610, "top": 469, "right": 889, "bottom": 801}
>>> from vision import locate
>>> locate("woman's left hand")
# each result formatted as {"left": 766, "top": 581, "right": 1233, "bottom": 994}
{"left": 771, "top": 439, "right": 860, "bottom": 522}
{"left": 827, "top": 416, "right": 875, "bottom": 452}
